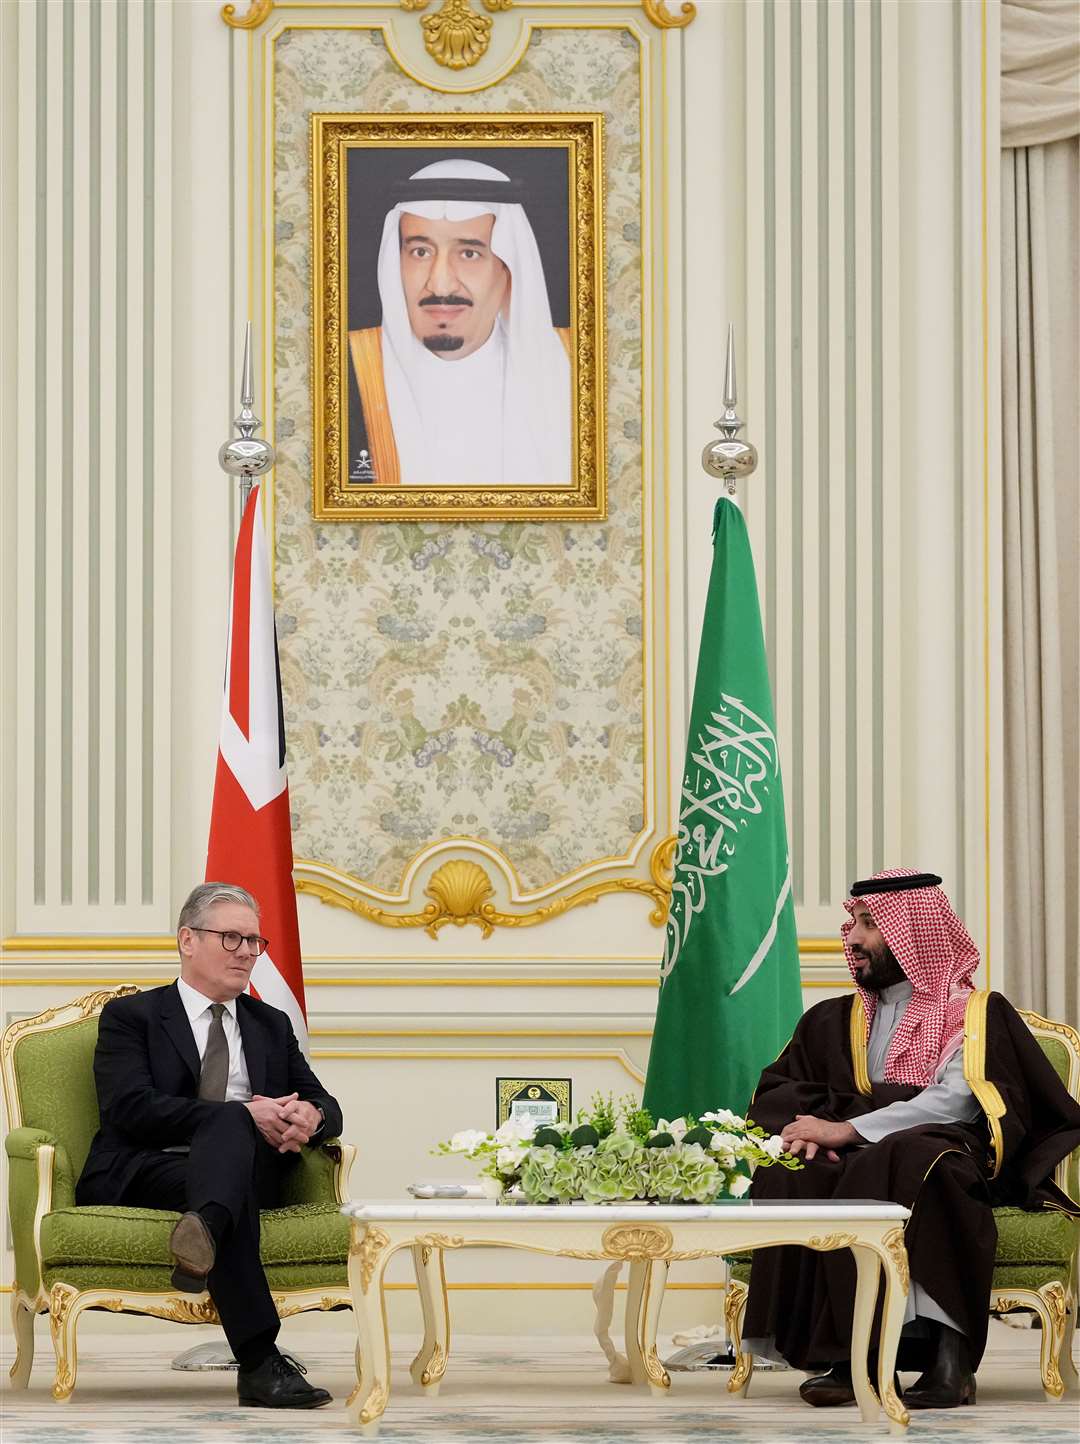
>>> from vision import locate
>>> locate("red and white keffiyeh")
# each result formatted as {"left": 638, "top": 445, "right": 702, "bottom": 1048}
{"left": 842, "top": 867, "right": 980, "bottom": 1086}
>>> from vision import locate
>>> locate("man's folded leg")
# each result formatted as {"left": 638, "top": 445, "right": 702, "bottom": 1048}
{"left": 111, "top": 1106, "right": 332, "bottom": 1408}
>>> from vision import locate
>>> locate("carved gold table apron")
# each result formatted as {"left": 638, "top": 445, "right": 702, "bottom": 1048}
{"left": 342, "top": 1200, "right": 911, "bottom": 1435}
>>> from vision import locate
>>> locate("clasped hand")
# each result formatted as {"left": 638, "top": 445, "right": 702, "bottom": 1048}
{"left": 244, "top": 1093, "right": 321, "bottom": 1153}
{"left": 780, "top": 1114, "right": 859, "bottom": 1162}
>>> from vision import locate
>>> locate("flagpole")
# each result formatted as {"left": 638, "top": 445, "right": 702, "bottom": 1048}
{"left": 701, "top": 324, "right": 758, "bottom": 495}
{"left": 650, "top": 327, "right": 767, "bottom": 1373}
{"left": 171, "top": 325, "right": 277, "bottom": 1376}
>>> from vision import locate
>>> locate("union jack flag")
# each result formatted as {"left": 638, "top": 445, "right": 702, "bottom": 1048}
{"left": 206, "top": 484, "right": 307, "bottom": 1049}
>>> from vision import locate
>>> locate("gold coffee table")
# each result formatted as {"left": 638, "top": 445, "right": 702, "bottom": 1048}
{"left": 342, "top": 1199, "right": 911, "bottom": 1435}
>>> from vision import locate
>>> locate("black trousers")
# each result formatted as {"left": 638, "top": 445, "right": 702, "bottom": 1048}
{"left": 113, "top": 1104, "right": 285, "bottom": 1360}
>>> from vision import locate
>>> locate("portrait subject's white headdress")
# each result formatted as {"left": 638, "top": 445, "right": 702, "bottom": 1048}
{"left": 376, "top": 158, "right": 572, "bottom": 487}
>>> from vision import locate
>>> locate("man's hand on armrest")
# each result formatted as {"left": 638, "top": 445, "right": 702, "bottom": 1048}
{"left": 780, "top": 1115, "right": 859, "bottom": 1162}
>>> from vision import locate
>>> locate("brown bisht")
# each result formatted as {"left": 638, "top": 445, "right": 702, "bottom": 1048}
{"left": 742, "top": 991, "right": 1080, "bottom": 1370}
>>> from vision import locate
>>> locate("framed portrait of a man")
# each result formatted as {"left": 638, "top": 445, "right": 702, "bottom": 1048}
{"left": 311, "top": 114, "right": 605, "bottom": 521}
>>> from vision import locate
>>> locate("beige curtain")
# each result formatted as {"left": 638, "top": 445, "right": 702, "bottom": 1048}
{"left": 1002, "top": 0, "right": 1080, "bottom": 146}
{"left": 1001, "top": 3, "right": 1079, "bottom": 1022}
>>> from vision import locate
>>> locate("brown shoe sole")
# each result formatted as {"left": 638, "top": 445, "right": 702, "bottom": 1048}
{"left": 169, "top": 1212, "right": 215, "bottom": 1291}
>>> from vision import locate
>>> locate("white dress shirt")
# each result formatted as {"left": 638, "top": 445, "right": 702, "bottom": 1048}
{"left": 851, "top": 979, "right": 981, "bottom": 1144}
{"left": 176, "top": 977, "right": 253, "bottom": 1104}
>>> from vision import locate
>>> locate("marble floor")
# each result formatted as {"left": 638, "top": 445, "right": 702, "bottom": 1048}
{"left": 1, "top": 1316, "right": 1077, "bottom": 1444}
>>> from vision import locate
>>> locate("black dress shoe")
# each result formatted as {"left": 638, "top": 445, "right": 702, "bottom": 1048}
{"left": 237, "top": 1352, "right": 333, "bottom": 1409}
{"left": 799, "top": 1361, "right": 903, "bottom": 1408}
{"left": 904, "top": 1324, "right": 976, "bottom": 1409}
{"left": 169, "top": 1212, "right": 215, "bottom": 1293}
{"left": 800, "top": 1363, "right": 855, "bottom": 1406}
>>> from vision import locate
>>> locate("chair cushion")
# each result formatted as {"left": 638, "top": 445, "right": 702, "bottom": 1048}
{"left": 991, "top": 1264, "right": 1071, "bottom": 1293}
{"left": 724, "top": 1207, "right": 1075, "bottom": 1291}
{"left": 992, "top": 1206, "right": 1077, "bottom": 1266}
{"left": 41, "top": 1201, "right": 350, "bottom": 1293}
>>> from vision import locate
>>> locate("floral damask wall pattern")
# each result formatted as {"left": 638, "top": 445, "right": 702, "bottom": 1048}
{"left": 273, "top": 27, "right": 644, "bottom": 892}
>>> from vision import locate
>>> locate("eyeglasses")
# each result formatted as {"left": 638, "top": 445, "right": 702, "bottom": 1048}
{"left": 193, "top": 927, "right": 270, "bottom": 957}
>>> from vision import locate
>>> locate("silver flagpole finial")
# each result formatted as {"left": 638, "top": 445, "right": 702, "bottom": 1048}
{"left": 239, "top": 320, "right": 255, "bottom": 411}
{"left": 722, "top": 322, "right": 738, "bottom": 410}
{"left": 701, "top": 323, "right": 757, "bottom": 495}
{"left": 219, "top": 321, "right": 276, "bottom": 510}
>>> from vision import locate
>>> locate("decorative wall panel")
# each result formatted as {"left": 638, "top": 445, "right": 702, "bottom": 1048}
{"left": 269, "top": 19, "right": 658, "bottom": 908}
{"left": 739, "top": 0, "right": 996, "bottom": 960}
{"left": 5, "top": 0, "right": 173, "bottom": 934}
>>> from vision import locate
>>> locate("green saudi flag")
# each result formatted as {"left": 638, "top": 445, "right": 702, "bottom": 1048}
{"left": 643, "top": 497, "right": 803, "bottom": 1123}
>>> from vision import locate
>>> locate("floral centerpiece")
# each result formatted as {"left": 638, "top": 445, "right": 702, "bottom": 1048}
{"left": 436, "top": 1094, "right": 802, "bottom": 1204}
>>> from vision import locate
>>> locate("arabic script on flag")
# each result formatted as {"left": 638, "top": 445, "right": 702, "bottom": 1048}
{"left": 662, "top": 692, "right": 781, "bottom": 979}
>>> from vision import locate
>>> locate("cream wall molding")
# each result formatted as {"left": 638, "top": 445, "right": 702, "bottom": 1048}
{"left": 734, "top": 0, "right": 999, "bottom": 982}
{"left": 0, "top": 936, "right": 845, "bottom": 961}
{"left": 5, "top": 0, "right": 174, "bottom": 939}
{"left": 295, "top": 843, "right": 675, "bottom": 941}
{"left": 2, "top": 972, "right": 849, "bottom": 991}
{"left": 0, "top": 0, "right": 996, "bottom": 979}
{"left": 308, "top": 1046, "right": 646, "bottom": 1082}
{"left": 225, "top": 2, "right": 677, "bottom": 950}
{"left": 222, "top": 0, "right": 698, "bottom": 39}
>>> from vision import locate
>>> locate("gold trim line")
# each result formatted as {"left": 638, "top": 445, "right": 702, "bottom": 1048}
{"left": 849, "top": 994, "right": 871, "bottom": 1097}
{"left": 295, "top": 853, "right": 672, "bottom": 938}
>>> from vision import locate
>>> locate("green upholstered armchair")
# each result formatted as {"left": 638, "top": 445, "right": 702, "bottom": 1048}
{"left": 2, "top": 986, "right": 356, "bottom": 1401}
{"left": 723, "top": 1008, "right": 1080, "bottom": 1402}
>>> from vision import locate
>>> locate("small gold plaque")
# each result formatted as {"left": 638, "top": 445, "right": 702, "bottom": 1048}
{"left": 496, "top": 1076, "right": 572, "bottom": 1129}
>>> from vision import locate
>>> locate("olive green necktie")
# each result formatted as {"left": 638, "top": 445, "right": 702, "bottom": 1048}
{"left": 198, "top": 1003, "right": 229, "bottom": 1101}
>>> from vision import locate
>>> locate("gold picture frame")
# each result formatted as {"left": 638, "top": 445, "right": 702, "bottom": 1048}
{"left": 496, "top": 1077, "right": 573, "bottom": 1130}
{"left": 310, "top": 112, "right": 605, "bottom": 522}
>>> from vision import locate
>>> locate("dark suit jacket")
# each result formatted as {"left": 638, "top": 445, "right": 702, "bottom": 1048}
{"left": 76, "top": 982, "right": 343, "bottom": 1204}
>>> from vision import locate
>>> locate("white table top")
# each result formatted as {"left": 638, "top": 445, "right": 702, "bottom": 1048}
{"left": 343, "top": 1200, "right": 910, "bottom": 1224}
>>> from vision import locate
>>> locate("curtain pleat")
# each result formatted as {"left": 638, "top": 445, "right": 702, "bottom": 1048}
{"left": 1001, "top": 138, "right": 1080, "bottom": 1022}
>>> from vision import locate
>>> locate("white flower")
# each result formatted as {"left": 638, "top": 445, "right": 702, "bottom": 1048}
{"left": 728, "top": 1172, "right": 752, "bottom": 1198}
{"left": 657, "top": 1117, "right": 688, "bottom": 1142}
{"left": 710, "top": 1131, "right": 742, "bottom": 1159}
{"left": 479, "top": 1174, "right": 506, "bottom": 1199}
{"left": 759, "top": 1134, "right": 785, "bottom": 1160}
{"left": 496, "top": 1144, "right": 528, "bottom": 1172}
{"left": 448, "top": 1129, "right": 489, "bottom": 1156}
{"left": 701, "top": 1108, "right": 747, "bottom": 1130}
{"left": 494, "top": 1116, "right": 537, "bottom": 1145}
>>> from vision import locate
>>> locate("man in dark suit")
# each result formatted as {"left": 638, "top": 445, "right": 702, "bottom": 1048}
{"left": 76, "top": 882, "right": 342, "bottom": 1410}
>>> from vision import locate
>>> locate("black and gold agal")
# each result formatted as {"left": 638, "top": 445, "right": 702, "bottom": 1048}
{"left": 849, "top": 872, "right": 942, "bottom": 897}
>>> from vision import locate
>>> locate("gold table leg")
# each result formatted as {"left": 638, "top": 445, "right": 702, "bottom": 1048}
{"left": 850, "top": 1246, "right": 882, "bottom": 1422}
{"left": 873, "top": 1231, "right": 911, "bottom": 1436}
{"left": 409, "top": 1244, "right": 450, "bottom": 1395}
{"left": 639, "top": 1258, "right": 671, "bottom": 1398}
{"left": 346, "top": 1224, "right": 392, "bottom": 1436}
{"left": 623, "top": 1261, "right": 649, "bottom": 1385}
